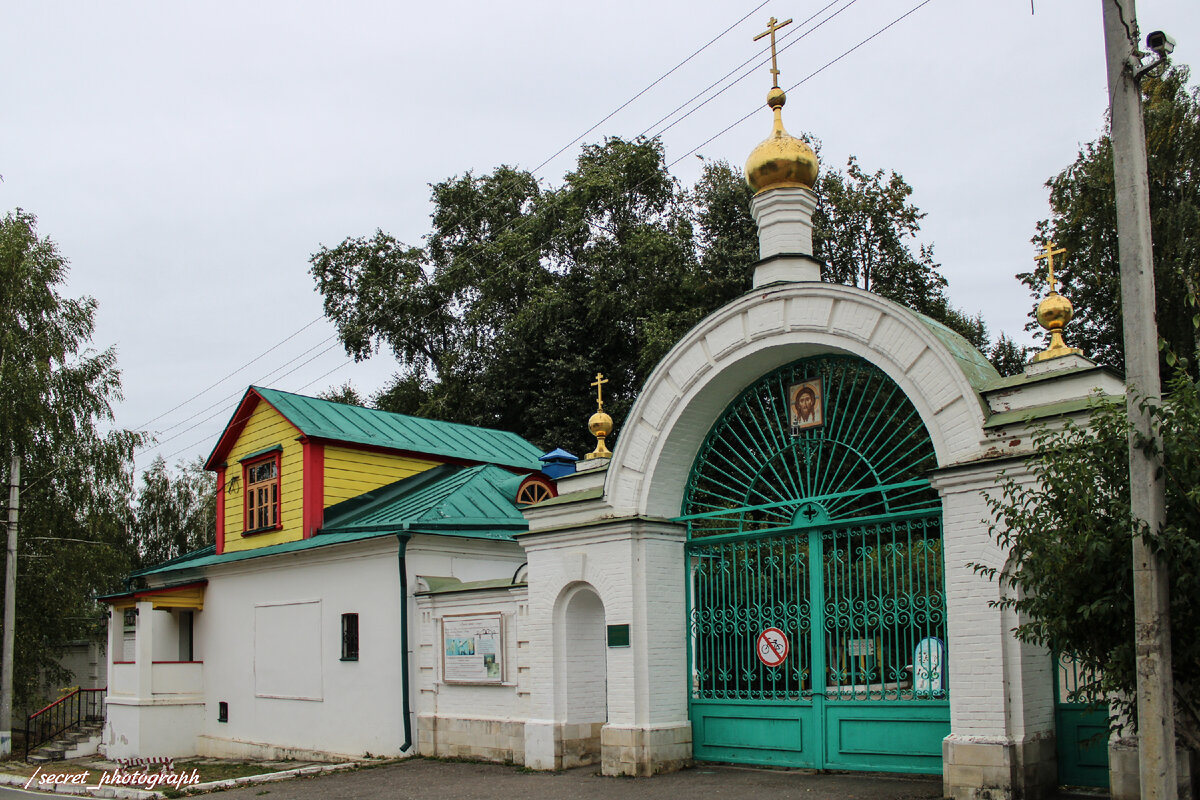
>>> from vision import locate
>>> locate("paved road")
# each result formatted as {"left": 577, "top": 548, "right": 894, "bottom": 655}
{"left": 211, "top": 759, "right": 944, "bottom": 800}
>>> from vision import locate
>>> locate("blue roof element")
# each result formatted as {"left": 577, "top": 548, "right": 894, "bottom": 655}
{"left": 538, "top": 448, "right": 578, "bottom": 479}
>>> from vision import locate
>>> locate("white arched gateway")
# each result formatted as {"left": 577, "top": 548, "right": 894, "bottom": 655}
{"left": 515, "top": 94, "right": 1123, "bottom": 794}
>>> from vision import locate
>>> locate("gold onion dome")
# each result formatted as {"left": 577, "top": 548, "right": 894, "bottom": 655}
{"left": 585, "top": 372, "right": 613, "bottom": 460}
{"left": 745, "top": 87, "right": 819, "bottom": 194}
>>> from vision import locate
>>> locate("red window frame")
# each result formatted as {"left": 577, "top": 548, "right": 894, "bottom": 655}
{"left": 243, "top": 451, "right": 282, "bottom": 534}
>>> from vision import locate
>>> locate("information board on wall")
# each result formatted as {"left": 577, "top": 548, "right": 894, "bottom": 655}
{"left": 441, "top": 613, "right": 504, "bottom": 684}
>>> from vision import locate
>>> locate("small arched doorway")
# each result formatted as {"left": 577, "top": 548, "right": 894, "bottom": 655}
{"left": 682, "top": 354, "right": 949, "bottom": 773}
{"left": 557, "top": 584, "right": 608, "bottom": 765}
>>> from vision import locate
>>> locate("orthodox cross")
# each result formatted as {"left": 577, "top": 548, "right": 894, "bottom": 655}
{"left": 753, "top": 16, "right": 793, "bottom": 88}
{"left": 591, "top": 373, "right": 608, "bottom": 411}
{"left": 1035, "top": 241, "right": 1067, "bottom": 293}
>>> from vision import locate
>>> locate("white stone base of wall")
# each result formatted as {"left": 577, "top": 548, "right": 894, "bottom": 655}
{"left": 103, "top": 699, "right": 204, "bottom": 761}
{"left": 941, "top": 733, "right": 1057, "bottom": 800}
{"left": 194, "top": 734, "right": 385, "bottom": 763}
{"left": 417, "top": 714, "right": 526, "bottom": 764}
{"left": 1108, "top": 741, "right": 1195, "bottom": 800}
{"left": 601, "top": 722, "right": 692, "bottom": 777}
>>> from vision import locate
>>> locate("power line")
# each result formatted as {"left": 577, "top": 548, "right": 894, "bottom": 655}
{"left": 531, "top": 1, "right": 770, "bottom": 175}
{"left": 669, "top": 0, "right": 937, "bottom": 170}
{"left": 130, "top": 7, "right": 765, "bottom": 443}
{"left": 129, "top": 2, "right": 938, "bottom": 467}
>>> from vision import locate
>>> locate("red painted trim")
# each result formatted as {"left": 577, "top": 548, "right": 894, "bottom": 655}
{"left": 204, "top": 387, "right": 304, "bottom": 471}
{"left": 302, "top": 440, "right": 325, "bottom": 538}
{"left": 308, "top": 437, "right": 537, "bottom": 475}
{"left": 215, "top": 466, "right": 226, "bottom": 555}
{"left": 242, "top": 450, "right": 283, "bottom": 534}
{"left": 112, "top": 661, "right": 134, "bottom": 665}
{"left": 204, "top": 389, "right": 261, "bottom": 471}
{"left": 151, "top": 660, "right": 204, "bottom": 664}
{"left": 133, "top": 580, "right": 208, "bottom": 600}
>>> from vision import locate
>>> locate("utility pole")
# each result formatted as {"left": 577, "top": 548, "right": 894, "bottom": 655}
{"left": 1100, "top": 2, "right": 1177, "bottom": 798}
{"left": 1, "top": 454, "right": 18, "bottom": 758}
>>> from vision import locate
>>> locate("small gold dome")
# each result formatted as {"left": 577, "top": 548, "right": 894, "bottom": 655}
{"left": 745, "top": 88, "right": 818, "bottom": 194}
{"left": 1036, "top": 292, "right": 1074, "bottom": 331}
{"left": 588, "top": 411, "right": 613, "bottom": 437}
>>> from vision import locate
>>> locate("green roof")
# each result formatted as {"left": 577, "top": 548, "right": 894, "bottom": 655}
{"left": 133, "top": 464, "right": 527, "bottom": 579}
{"left": 210, "top": 386, "right": 542, "bottom": 471}
{"left": 322, "top": 463, "right": 527, "bottom": 539}
{"left": 912, "top": 314, "right": 1001, "bottom": 393}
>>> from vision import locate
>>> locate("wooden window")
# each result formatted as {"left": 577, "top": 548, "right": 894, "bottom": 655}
{"left": 341, "top": 613, "right": 359, "bottom": 661}
{"left": 515, "top": 477, "right": 555, "bottom": 506}
{"left": 244, "top": 453, "right": 280, "bottom": 532}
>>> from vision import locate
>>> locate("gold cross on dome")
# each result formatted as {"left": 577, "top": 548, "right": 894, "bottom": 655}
{"left": 591, "top": 373, "right": 609, "bottom": 411}
{"left": 1035, "top": 241, "right": 1067, "bottom": 293}
{"left": 753, "top": 16, "right": 793, "bottom": 88}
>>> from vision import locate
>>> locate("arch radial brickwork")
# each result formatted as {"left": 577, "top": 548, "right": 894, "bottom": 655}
{"left": 605, "top": 283, "right": 995, "bottom": 519}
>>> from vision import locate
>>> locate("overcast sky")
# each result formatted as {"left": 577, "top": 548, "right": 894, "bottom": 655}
{"left": 3, "top": 1, "right": 1198, "bottom": 473}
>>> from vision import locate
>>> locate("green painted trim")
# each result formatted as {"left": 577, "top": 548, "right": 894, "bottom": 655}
{"left": 684, "top": 507, "right": 940, "bottom": 547}
{"left": 237, "top": 444, "right": 282, "bottom": 463}
{"left": 978, "top": 363, "right": 1117, "bottom": 392}
{"left": 675, "top": 479, "right": 931, "bottom": 523}
{"left": 513, "top": 514, "right": 680, "bottom": 538}
{"left": 532, "top": 486, "right": 605, "bottom": 507}
{"left": 984, "top": 394, "right": 1122, "bottom": 428}
{"left": 415, "top": 578, "right": 525, "bottom": 596}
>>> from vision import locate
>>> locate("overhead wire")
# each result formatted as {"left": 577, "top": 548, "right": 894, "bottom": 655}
{"left": 130, "top": 0, "right": 939, "bottom": 470}
{"left": 128, "top": 4, "right": 769, "bottom": 451}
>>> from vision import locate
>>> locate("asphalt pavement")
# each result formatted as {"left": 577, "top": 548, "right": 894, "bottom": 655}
{"left": 205, "top": 759, "right": 945, "bottom": 800}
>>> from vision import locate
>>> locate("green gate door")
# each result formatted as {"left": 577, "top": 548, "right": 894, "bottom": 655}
{"left": 1055, "top": 655, "right": 1109, "bottom": 788}
{"left": 681, "top": 355, "right": 950, "bottom": 773}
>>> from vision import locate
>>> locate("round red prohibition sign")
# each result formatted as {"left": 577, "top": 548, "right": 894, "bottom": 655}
{"left": 756, "top": 627, "right": 789, "bottom": 668}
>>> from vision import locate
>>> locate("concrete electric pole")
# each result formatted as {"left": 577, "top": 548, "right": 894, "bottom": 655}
{"left": 1099, "top": 2, "right": 1178, "bottom": 797}
{"left": 1, "top": 454, "right": 18, "bottom": 758}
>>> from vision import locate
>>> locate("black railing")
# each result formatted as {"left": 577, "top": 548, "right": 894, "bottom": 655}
{"left": 24, "top": 686, "right": 106, "bottom": 760}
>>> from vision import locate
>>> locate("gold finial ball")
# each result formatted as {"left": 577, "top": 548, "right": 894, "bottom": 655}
{"left": 588, "top": 410, "right": 613, "bottom": 437}
{"left": 745, "top": 89, "right": 818, "bottom": 194}
{"left": 1036, "top": 292, "right": 1074, "bottom": 332}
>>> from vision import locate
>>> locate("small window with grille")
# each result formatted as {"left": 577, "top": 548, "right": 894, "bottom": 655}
{"left": 341, "top": 613, "right": 359, "bottom": 661}
{"left": 243, "top": 453, "right": 280, "bottom": 533}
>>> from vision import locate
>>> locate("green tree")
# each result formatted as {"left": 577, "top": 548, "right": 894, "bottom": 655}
{"left": 0, "top": 209, "right": 141, "bottom": 709}
{"left": 1025, "top": 66, "right": 1200, "bottom": 373}
{"left": 133, "top": 456, "right": 216, "bottom": 567}
{"left": 313, "top": 138, "right": 1013, "bottom": 453}
{"left": 980, "top": 373, "right": 1200, "bottom": 751}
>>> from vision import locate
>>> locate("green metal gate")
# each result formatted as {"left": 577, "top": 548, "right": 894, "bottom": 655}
{"left": 1055, "top": 655, "right": 1110, "bottom": 788}
{"left": 681, "top": 355, "right": 950, "bottom": 773}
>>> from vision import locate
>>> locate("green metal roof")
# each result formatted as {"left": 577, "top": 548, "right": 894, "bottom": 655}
{"left": 133, "top": 464, "right": 527, "bottom": 579}
{"left": 415, "top": 576, "right": 526, "bottom": 596}
{"left": 248, "top": 386, "right": 542, "bottom": 471}
{"left": 911, "top": 314, "right": 1001, "bottom": 393}
{"left": 322, "top": 463, "right": 527, "bottom": 539}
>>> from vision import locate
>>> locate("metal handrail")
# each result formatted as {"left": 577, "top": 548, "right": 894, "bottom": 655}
{"left": 23, "top": 686, "right": 106, "bottom": 761}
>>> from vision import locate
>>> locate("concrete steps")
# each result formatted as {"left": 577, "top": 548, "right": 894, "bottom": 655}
{"left": 28, "top": 721, "right": 102, "bottom": 763}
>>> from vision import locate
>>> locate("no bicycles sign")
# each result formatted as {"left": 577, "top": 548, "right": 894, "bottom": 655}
{"left": 756, "top": 627, "right": 789, "bottom": 668}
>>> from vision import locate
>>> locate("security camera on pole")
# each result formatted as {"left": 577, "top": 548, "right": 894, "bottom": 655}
{"left": 1100, "top": 2, "right": 1178, "bottom": 798}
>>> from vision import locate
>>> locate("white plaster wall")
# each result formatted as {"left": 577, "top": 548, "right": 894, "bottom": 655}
{"left": 414, "top": 586, "right": 530, "bottom": 731}
{"left": 931, "top": 460, "right": 1056, "bottom": 745}
{"left": 193, "top": 538, "right": 406, "bottom": 758}
{"left": 150, "top": 609, "right": 180, "bottom": 662}
{"left": 562, "top": 587, "right": 606, "bottom": 724}
{"left": 519, "top": 522, "right": 688, "bottom": 730}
